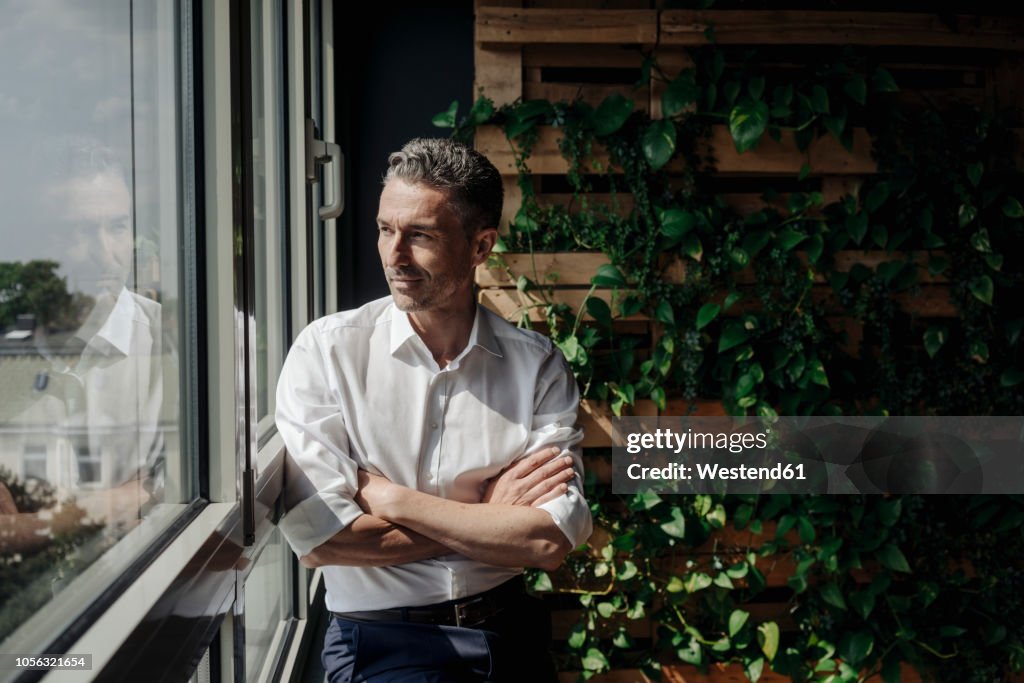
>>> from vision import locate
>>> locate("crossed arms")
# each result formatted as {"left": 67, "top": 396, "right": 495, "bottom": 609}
{"left": 298, "top": 446, "right": 580, "bottom": 571}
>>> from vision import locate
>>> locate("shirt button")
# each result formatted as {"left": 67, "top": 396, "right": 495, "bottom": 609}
{"left": 431, "top": 422, "right": 438, "bottom": 429}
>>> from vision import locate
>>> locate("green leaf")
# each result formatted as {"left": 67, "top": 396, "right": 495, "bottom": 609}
{"left": 696, "top": 303, "right": 720, "bottom": 330}
{"left": 666, "top": 576, "right": 685, "bottom": 593}
{"left": 967, "top": 162, "right": 984, "bottom": 187}
{"left": 839, "top": 630, "right": 875, "bottom": 665}
{"left": 661, "top": 507, "right": 687, "bottom": 538}
{"left": 849, "top": 590, "right": 875, "bottom": 619}
{"left": 596, "top": 601, "right": 615, "bottom": 618}
{"left": 969, "top": 275, "right": 994, "bottom": 305}
{"left": 777, "top": 228, "right": 806, "bottom": 251}
{"left": 685, "top": 572, "right": 713, "bottom": 592}
{"left": 969, "top": 339, "right": 989, "bottom": 364}
{"left": 806, "top": 234, "right": 824, "bottom": 263}
{"left": 844, "top": 76, "right": 867, "bottom": 105}
{"left": 758, "top": 622, "right": 780, "bottom": 661}
{"left": 612, "top": 630, "right": 633, "bottom": 649}
{"left": 592, "top": 264, "right": 627, "bottom": 287}
{"left": 1003, "top": 196, "right": 1024, "bottom": 218}
{"left": 431, "top": 100, "right": 459, "bottom": 128}
{"left": 923, "top": 326, "right": 946, "bottom": 358}
{"left": 872, "top": 67, "right": 899, "bottom": 92}
{"left": 592, "top": 94, "right": 634, "bottom": 136}
{"left": 746, "top": 657, "right": 765, "bottom": 682}
{"left": 1000, "top": 369, "right": 1024, "bottom": 387}
{"left": 586, "top": 297, "right": 613, "bottom": 328}
{"left": 643, "top": 119, "right": 677, "bottom": 170}
{"left": 985, "top": 253, "right": 1003, "bottom": 271}
{"left": 661, "top": 209, "right": 696, "bottom": 240}
{"left": 959, "top": 203, "right": 978, "bottom": 228}
{"left": 865, "top": 183, "right": 890, "bottom": 213}
{"left": 723, "top": 291, "right": 742, "bottom": 311}
{"left": 846, "top": 212, "right": 868, "bottom": 244}
{"left": 810, "top": 85, "right": 830, "bottom": 114}
{"left": 940, "top": 626, "right": 967, "bottom": 638}
{"left": 878, "top": 498, "right": 902, "bottom": 526}
{"left": 681, "top": 233, "right": 703, "bottom": 262}
{"left": 557, "top": 336, "right": 581, "bottom": 363}
{"left": 808, "top": 359, "right": 829, "bottom": 387}
{"left": 729, "top": 609, "right": 750, "bottom": 637}
{"left": 876, "top": 544, "right": 912, "bottom": 573}
{"left": 882, "top": 655, "right": 902, "bottom": 683}
{"left": 970, "top": 229, "right": 992, "bottom": 253}
{"left": 532, "top": 571, "right": 553, "bottom": 592}
{"left": 677, "top": 636, "right": 702, "bottom": 664}
{"left": 928, "top": 255, "right": 949, "bottom": 277}
{"left": 748, "top": 76, "right": 766, "bottom": 101}
{"left": 798, "top": 516, "right": 816, "bottom": 543}
{"left": 724, "top": 79, "right": 742, "bottom": 105}
{"left": 821, "top": 582, "right": 847, "bottom": 610}
{"left": 719, "top": 321, "right": 750, "bottom": 353}
{"left": 582, "top": 647, "right": 609, "bottom": 672}
{"left": 568, "top": 623, "right": 586, "bottom": 649}
{"left": 735, "top": 373, "right": 755, "bottom": 398}
{"left": 729, "top": 99, "right": 770, "bottom": 153}
{"left": 663, "top": 70, "right": 699, "bottom": 117}
{"left": 713, "top": 573, "right": 734, "bottom": 589}
{"left": 655, "top": 300, "right": 675, "bottom": 326}
{"left": 798, "top": 163, "right": 812, "bottom": 181}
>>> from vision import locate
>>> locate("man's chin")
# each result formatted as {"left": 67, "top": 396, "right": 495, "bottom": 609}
{"left": 390, "top": 292, "right": 430, "bottom": 312}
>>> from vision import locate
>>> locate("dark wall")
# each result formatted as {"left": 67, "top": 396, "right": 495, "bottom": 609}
{"left": 334, "top": 1, "right": 475, "bottom": 310}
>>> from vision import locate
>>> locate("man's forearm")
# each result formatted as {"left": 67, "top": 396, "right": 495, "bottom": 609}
{"left": 370, "top": 486, "right": 570, "bottom": 571}
{"left": 300, "top": 513, "right": 449, "bottom": 568}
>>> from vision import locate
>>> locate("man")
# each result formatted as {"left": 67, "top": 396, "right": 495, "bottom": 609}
{"left": 276, "top": 138, "right": 591, "bottom": 682}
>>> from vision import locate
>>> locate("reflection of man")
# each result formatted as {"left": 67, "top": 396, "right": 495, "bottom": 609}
{"left": 276, "top": 138, "right": 591, "bottom": 682}
{"left": 1, "top": 152, "right": 165, "bottom": 537}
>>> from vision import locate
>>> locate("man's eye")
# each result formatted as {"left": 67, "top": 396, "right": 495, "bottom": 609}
{"left": 378, "top": 226, "right": 393, "bottom": 234}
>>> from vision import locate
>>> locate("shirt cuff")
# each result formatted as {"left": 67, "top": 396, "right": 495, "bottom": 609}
{"left": 536, "top": 484, "right": 593, "bottom": 548}
{"left": 278, "top": 491, "right": 364, "bottom": 558}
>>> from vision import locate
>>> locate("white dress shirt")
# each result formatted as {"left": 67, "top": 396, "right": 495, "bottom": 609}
{"left": 276, "top": 296, "right": 592, "bottom": 611}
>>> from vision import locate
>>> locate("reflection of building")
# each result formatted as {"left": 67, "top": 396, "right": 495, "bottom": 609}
{"left": 0, "top": 290, "right": 177, "bottom": 523}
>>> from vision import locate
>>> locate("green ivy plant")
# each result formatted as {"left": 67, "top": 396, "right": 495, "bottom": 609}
{"left": 435, "top": 38, "right": 1024, "bottom": 683}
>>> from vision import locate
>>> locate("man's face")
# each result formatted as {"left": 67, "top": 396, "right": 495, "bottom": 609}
{"left": 62, "top": 170, "right": 134, "bottom": 295}
{"left": 377, "top": 179, "right": 493, "bottom": 312}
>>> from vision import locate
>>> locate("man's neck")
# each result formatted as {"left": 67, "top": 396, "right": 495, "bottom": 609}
{"left": 407, "top": 297, "right": 477, "bottom": 369}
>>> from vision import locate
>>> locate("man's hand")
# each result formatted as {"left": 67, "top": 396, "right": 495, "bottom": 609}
{"left": 482, "top": 446, "right": 577, "bottom": 507}
{"left": 354, "top": 469, "right": 402, "bottom": 518}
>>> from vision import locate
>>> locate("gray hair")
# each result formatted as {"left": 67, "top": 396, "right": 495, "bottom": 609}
{"left": 383, "top": 138, "right": 503, "bottom": 237}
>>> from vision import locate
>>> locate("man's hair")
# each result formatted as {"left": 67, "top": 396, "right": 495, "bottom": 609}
{"left": 383, "top": 138, "right": 503, "bottom": 237}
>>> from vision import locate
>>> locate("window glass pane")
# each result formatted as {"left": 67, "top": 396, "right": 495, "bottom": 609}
{"left": 245, "top": 527, "right": 291, "bottom": 680}
{"left": 0, "top": 0, "right": 193, "bottom": 645}
{"left": 252, "top": 0, "right": 287, "bottom": 429}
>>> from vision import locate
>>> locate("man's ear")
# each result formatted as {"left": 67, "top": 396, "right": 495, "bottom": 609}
{"left": 470, "top": 227, "right": 499, "bottom": 267}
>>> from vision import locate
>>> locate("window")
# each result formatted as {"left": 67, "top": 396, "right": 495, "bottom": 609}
{"left": 0, "top": 0, "right": 197, "bottom": 649}
{"left": 22, "top": 445, "right": 46, "bottom": 481}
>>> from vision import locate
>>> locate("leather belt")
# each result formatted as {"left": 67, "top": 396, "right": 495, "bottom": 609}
{"left": 331, "top": 576, "right": 523, "bottom": 628}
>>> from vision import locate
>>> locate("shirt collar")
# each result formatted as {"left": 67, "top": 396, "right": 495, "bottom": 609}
{"left": 74, "top": 288, "right": 138, "bottom": 358}
{"left": 388, "top": 301, "right": 503, "bottom": 360}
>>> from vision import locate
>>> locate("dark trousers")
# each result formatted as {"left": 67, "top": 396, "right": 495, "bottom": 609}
{"left": 322, "top": 590, "right": 557, "bottom": 683}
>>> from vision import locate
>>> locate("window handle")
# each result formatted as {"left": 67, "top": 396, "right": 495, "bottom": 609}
{"left": 305, "top": 118, "right": 345, "bottom": 220}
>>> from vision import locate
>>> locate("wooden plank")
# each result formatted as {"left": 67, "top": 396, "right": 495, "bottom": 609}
{"left": 478, "top": 252, "right": 612, "bottom": 286}
{"left": 524, "top": 44, "right": 647, "bottom": 69}
{"left": 536, "top": 192, "right": 636, "bottom": 217}
{"left": 559, "top": 663, "right": 926, "bottom": 683}
{"left": 475, "top": 47, "right": 524, "bottom": 107}
{"left": 476, "top": 125, "right": 876, "bottom": 176}
{"left": 477, "top": 8, "right": 658, "bottom": 45}
{"left": 480, "top": 287, "right": 647, "bottom": 323}
{"left": 527, "top": 0, "right": 653, "bottom": 9}
{"left": 498, "top": 175, "right": 522, "bottom": 234}
{"left": 524, "top": 82, "right": 649, "bottom": 111}
{"left": 659, "top": 11, "right": 1024, "bottom": 51}
{"left": 482, "top": 251, "right": 947, "bottom": 289}
{"left": 579, "top": 398, "right": 658, "bottom": 448}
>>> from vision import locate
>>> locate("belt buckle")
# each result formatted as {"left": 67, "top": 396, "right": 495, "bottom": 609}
{"left": 454, "top": 596, "right": 485, "bottom": 626}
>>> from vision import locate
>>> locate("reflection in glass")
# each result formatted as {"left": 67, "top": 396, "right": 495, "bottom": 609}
{"left": 0, "top": 1, "right": 188, "bottom": 645}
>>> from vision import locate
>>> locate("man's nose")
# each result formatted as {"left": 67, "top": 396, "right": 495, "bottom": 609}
{"left": 384, "top": 232, "right": 410, "bottom": 266}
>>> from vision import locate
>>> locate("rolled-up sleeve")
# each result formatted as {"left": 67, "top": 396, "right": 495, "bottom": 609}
{"left": 275, "top": 326, "right": 363, "bottom": 558}
{"left": 528, "top": 347, "right": 593, "bottom": 548}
